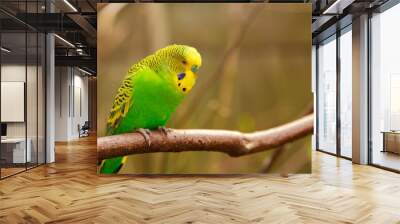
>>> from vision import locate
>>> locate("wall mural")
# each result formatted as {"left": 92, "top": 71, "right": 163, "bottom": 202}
{"left": 97, "top": 3, "right": 312, "bottom": 174}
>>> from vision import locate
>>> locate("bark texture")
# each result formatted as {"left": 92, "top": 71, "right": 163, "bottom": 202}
{"left": 98, "top": 114, "right": 313, "bottom": 162}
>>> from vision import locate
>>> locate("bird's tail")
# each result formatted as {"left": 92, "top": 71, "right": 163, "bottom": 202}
{"left": 99, "top": 156, "right": 127, "bottom": 174}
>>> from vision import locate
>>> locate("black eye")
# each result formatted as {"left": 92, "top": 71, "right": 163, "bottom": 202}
{"left": 182, "top": 60, "right": 187, "bottom": 65}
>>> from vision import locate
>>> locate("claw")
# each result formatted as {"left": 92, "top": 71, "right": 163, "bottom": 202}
{"left": 157, "top": 126, "right": 172, "bottom": 136}
{"left": 136, "top": 128, "right": 152, "bottom": 147}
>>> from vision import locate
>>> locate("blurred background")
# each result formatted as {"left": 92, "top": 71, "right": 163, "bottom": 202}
{"left": 97, "top": 3, "right": 312, "bottom": 174}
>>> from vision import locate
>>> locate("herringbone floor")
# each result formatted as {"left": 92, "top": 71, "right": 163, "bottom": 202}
{"left": 0, "top": 136, "right": 400, "bottom": 224}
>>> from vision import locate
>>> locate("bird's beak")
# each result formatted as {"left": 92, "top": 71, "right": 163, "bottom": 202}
{"left": 188, "top": 70, "right": 198, "bottom": 79}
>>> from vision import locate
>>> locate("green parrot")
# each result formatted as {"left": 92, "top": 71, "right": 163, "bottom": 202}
{"left": 99, "top": 44, "right": 202, "bottom": 174}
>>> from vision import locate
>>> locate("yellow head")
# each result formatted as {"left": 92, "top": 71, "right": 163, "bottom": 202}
{"left": 156, "top": 44, "right": 202, "bottom": 94}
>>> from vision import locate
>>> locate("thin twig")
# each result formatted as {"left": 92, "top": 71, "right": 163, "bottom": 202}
{"left": 175, "top": 5, "right": 265, "bottom": 127}
{"left": 259, "top": 101, "right": 314, "bottom": 173}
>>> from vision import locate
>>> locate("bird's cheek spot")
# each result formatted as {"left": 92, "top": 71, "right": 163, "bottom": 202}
{"left": 178, "top": 73, "right": 186, "bottom": 80}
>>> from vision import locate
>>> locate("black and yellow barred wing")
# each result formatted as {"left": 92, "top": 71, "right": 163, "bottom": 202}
{"left": 106, "top": 69, "right": 136, "bottom": 135}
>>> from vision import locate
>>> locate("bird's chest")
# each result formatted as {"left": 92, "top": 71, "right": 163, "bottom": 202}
{"left": 127, "top": 73, "right": 183, "bottom": 129}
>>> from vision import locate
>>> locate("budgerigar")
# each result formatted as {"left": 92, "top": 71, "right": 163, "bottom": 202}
{"left": 99, "top": 44, "right": 202, "bottom": 174}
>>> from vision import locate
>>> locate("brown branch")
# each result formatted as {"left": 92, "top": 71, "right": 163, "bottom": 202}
{"left": 259, "top": 101, "right": 314, "bottom": 173}
{"left": 98, "top": 114, "right": 313, "bottom": 162}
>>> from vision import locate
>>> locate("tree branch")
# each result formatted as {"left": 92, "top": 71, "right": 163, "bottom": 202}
{"left": 98, "top": 114, "right": 313, "bottom": 162}
{"left": 259, "top": 101, "right": 314, "bottom": 173}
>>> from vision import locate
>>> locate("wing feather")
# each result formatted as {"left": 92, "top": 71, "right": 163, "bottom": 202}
{"left": 106, "top": 70, "right": 137, "bottom": 135}
{"left": 106, "top": 63, "right": 166, "bottom": 135}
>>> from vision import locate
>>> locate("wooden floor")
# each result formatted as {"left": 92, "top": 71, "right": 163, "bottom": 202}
{"left": 1, "top": 163, "right": 43, "bottom": 178}
{"left": 1, "top": 167, "right": 26, "bottom": 178}
{"left": 0, "top": 136, "right": 400, "bottom": 223}
{"left": 372, "top": 150, "right": 400, "bottom": 171}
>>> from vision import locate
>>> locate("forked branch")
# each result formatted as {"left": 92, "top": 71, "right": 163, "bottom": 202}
{"left": 97, "top": 114, "right": 313, "bottom": 162}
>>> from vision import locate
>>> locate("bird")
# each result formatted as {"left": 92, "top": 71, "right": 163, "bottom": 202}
{"left": 99, "top": 44, "right": 202, "bottom": 174}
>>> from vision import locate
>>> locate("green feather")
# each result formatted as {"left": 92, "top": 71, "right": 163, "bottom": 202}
{"left": 99, "top": 157, "right": 124, "bottom": 174}
{"left": 100, "top": 44, "right": 201, "bottom": 174}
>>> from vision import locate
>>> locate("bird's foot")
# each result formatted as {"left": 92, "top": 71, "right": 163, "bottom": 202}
{"left": 157, "top": 126, "right": 172, "bottom": 136}
{"left": 135, "top": 128, "right": 152, "bottom": 148}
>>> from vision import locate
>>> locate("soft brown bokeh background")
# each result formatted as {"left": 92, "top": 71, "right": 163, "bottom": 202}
{"left": 98, "top": 3, "right": 311, "bottom": 174}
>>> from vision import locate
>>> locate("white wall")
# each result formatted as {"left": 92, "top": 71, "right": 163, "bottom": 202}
{"left": 1, "top": 63, "right": 46, "bottom": 164}
{"left": 55, "top": 67, "right": 89, "bottom": 141}
{"left": 72, "top": 73, "right": 89, "bottom": 138}
{"left": 46, "top": 33, "right": 55, "bottom": 163}
{"left": 352, "top": 14, "right": 369, "bottom": 164}
{"left": 55, "top": 67, "right": 69, "bottom": 141}
{"left": 1, "top": 65, "right": 36, "bottom": 138}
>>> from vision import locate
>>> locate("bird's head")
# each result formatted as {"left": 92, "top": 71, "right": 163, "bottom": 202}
{"left": 158, "top": 44, "right": 202, "bottom": 94}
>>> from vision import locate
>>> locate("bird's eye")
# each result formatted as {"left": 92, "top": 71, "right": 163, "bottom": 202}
{"left": 182, "top": 60, "right": 187, "bottom": 65}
